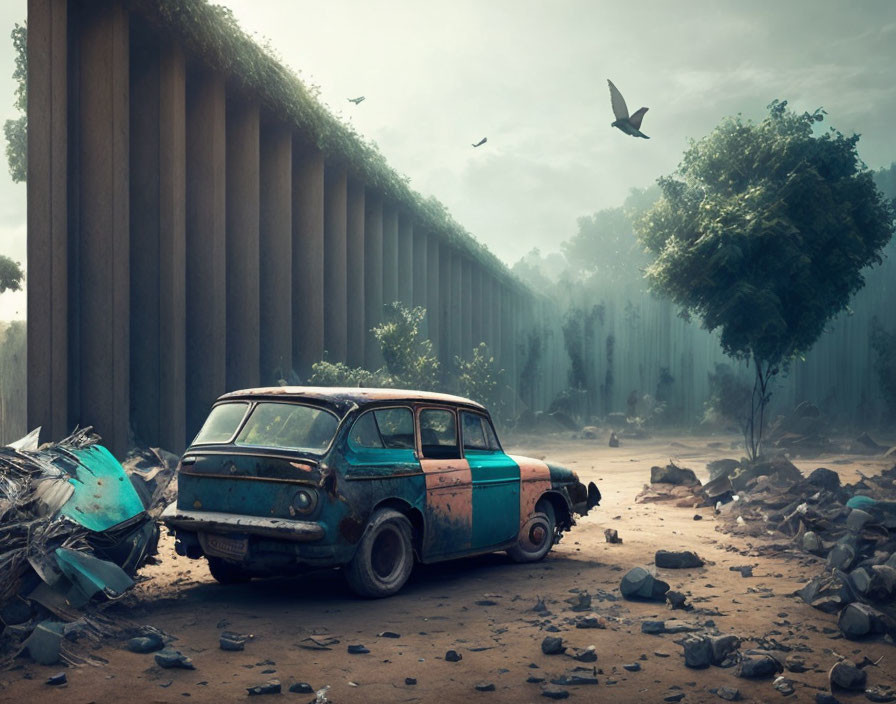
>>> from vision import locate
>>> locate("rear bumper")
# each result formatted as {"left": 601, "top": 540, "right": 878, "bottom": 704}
{"left": 161, "top": 502, "right": 325, "bottom": 542}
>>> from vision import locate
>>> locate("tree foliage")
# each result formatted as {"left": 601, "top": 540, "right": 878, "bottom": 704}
{"left": 637, "top": 100, "right": 895, "bottom": 457}
{"left": 0, "top": 255, "right": 23, "bottom": 293}
{"left": 455, "top": 342, "right": 504, "bottom": 418}
{"left": 373, "top": 302, "right": 440, "bottom": 390}
{"left": 4, "top": 22, "right": 26, "bottom": 183}
{"left": 870, "top": 318, "right": 896, "bottom": 423}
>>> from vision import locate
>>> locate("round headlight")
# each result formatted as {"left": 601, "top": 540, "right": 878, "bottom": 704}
{"left": 291, "top": 490, "right": 316, "bottom": 514}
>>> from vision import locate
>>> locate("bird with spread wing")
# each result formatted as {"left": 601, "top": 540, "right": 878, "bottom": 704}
{"left": 348, "top": 96, "right": 365, "bottom": 105}
{"left": 472, "top": 137, "right": 487, "bottom": 148}
{"left": 607, "top": 80, "right": 649, "bottom": 139}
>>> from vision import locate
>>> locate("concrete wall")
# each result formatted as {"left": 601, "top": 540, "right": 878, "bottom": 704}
{"left": 25, "top": 0, "right": 540, "bottom": 455}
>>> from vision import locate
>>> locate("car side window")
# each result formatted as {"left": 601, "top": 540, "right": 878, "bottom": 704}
{"left": 419, "top": 408, "right": 461, "bottom": 460}
{"left": 461, "top": 411, "right": 501, "bottom": 452}
{"left": 349, "top": 408, "right": 415, "bottom": 451}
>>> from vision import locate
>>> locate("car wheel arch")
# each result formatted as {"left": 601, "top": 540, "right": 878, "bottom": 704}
{"left": 538, "top": 490, "right": 573, "bottom": 530}
{"left": 368, "top": 498, "right": 424, "bottom": 560}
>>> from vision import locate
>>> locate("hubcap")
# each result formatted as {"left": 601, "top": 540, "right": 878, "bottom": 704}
{"left": 530, "top": 525, "right": 546, "bottom": 545}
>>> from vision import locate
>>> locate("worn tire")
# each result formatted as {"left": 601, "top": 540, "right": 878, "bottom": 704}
{"left": 344, "top": 508, "right": 414, "bottom": 598}
{"left": 207, "top": 556, "right": 251, "bottom": 585}
{"left": 507, "top": 500, "right": 556, "bottom": 563}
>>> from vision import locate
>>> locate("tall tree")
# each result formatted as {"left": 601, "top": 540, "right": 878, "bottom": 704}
{"left": 637, "top": 101, "right": 895, "bottom": 460}
{"left": 4, "top": 22, "right": 25, "bottom": 183}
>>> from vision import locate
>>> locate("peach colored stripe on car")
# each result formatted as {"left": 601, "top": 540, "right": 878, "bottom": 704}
{"left": 508, "top": 455, "right": 552, "bottom": 528}
{"left": 420, "top": 458, "right": 473, "bottom": 554}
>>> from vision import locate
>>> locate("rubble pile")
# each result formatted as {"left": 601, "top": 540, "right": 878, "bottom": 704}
{"left": 712, "top": 458, "right": 896, "bottom": 642}
{"left": 0, "top": 428, "right": 176, "bottom": 665}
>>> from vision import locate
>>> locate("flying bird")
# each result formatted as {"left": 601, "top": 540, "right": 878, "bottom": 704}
{"left": 348, "top": 96, "right": 365, "bottom": 105}
{"left": 607, "top": 80, "right": 649, "bottom": 139}
{"left": 472, "top": 137, "right": 487, "bottom": 148}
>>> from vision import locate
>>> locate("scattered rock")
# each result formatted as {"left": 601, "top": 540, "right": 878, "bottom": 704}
{"left": 736, "top": 652, "right": 782, "bottom": 678}
{"left": 664, "top": 692, "right": 686, "bottom": 702}
{"left": 604, "top": 528, "right": 622, "bottom": 544}
{"left": 784, "top": 654, "right": 807, "bottom": 673}
{"left": 709, "top": 635, "right": 740, "bottom": 666}
{"left": 838, "top": 602, "right": 888, "bottom": 639}
{"left": 526, "top": 676, "right": 545, "bottom": 684}
{"left": 711, "top": 686, "right": 741, "bottom": 701}
{"left": 288, "top": 683, "right": 314, "bottom": 694}
{"left": 666, "top": 591, "right": 690, "bottom": 610}
{"left": 128, "top": 634, "right": 165, "bottom": 653}
{"left": 378, "top": 631, "right": 400, "bottom": 638}
{"left": 622, "top": 662, "right": 640, "bottom": 672}
{"left": 829, "top": 659, "right": 866, "bottom": 691}
{"left": 655, "top": 550, "right": 703, "bottom": 569}
{"left": 551, "top": 673, "right": 598, "bottom": 686}
{"left": 620, "top": 566, "right": 670, "bottom": 601}
{"left": 582, "top": 426, "right": 599, "bottom": 439}
{"left": 247, "top": 680, "right": 281, "bottom": 696}
{"left": 773, "top": 676, "right": 795, "bottom": 696}
{"left": 576, "top": 615, "right": 607, "bottom": 629}
{"left": 567, "top": 592, "right": 592, "bottom": 612}
{"left": 571, "top": 646, "right": 597, "bottom": 662}
{"left": 609, "top": 432, "right": 620, "bottom": 448}
{"left": 807, "top": 467, "right": 840, "bottom": 491}
{"left": 475, "top": 682, "right": 495, "bottom": 692}
{"left": 46, "top": 672, "right": 67, "bottom": 686}
{"left": 815, "top": 694, "right": 841, "bottom": 704}
{"left": 445, "top": 650, "right": 462, "bottom": 662}
{"left": 404, "top": 678, "right": 417, "bottom": 686}
{"left": 865, "top": 685, "right": 896, "bottom": 703}
{"left": 693, "top": 514, "right": 703, "bottom": 521}
{"left": 541, "top": 637, "right": 565, "bottom": 655}
{"left": 219, "top": 632, "right": 247, "bottom": 651}
{"left": 729, "top": 565, "right": 753, "bottom": 577}
{"left": 347, "top": 644, "right": 370, "bottom": 654}
{"left": 541, "top": 685, "right": 570, "bottom": 699}
{"left": 642, "top": 620, "right": 665, "bottom": 635}
{"left": 651, "top": 463, "right": 700, "bottom": 486}
{"left": 154, "top": 649, "right": 195, "bottom": 670}
{"left": 682, "top": 636, "right": 712, "bottom": 669}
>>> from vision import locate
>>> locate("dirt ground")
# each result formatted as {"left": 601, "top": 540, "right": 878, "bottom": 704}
{"left": 2, "top": 433, "right": 895, "bottom": 704}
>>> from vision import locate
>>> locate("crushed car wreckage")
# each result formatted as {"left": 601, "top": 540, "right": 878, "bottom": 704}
{"left": 0, "top": 427, "right": 175, "bottom": 665}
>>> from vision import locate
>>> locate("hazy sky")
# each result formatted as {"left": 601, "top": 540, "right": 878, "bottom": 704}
{"left": 1, "top": 0, "right": 895, "bottom": 319}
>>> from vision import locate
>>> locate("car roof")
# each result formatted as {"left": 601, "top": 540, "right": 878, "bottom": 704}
{"left": 218, "top": 386, "right": 486, "bottom": 412}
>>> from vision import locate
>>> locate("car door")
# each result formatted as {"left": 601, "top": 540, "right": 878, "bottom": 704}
{"left": 461, "top": 411, "right": 521, "bottom": 550}
{"left": 344, "top": 406, "right": 421, "bottom": 480}
{"left": 417, "top": 406, "right": 473, "bottom": 561}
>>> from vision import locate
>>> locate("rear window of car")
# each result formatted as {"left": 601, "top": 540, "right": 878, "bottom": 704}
{"left": 234, "top": 402, "right": 339, "bottom": 453}
{"left": 192, "top": 402, "right": 250, "bottom": 444}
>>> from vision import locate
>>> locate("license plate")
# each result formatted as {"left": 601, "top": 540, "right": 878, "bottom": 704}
{"left": 203, "top": 533, "right": 248, "bottom": 560}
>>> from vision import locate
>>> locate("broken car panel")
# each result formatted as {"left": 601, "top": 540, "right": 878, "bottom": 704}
{"left": 163, "top": 386, "right": 601, "bottom": 597}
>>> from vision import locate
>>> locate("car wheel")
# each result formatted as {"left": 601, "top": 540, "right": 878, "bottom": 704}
{"left": 507, "top": 499, "right": 556, "bottom": 563}
{"left": 344, "top": 508, "right": 414, "bottom": 598}
{"left": 207, "top": 556, "right": 251, "bottom": 584}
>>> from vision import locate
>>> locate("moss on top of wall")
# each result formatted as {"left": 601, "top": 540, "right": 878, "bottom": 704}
{"left": 126, "top": 0, "right": 530, "bottom": 293}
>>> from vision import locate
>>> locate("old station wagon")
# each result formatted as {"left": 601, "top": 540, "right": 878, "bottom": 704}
{"left": 162, "top": 387, "right": 601, "bottom": 597}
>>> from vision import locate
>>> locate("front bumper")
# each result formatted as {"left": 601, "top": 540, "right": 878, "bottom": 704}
{"left": 161, "top": 502, "right": 325, "bottom": 542}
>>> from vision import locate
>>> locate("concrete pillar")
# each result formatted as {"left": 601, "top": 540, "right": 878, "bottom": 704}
{"left": 450, "top": 250, "right": 463, "bottom": 362}
{"left": 324, "top": 166, "right": 348, "bottom": 362}
{"left": 382, "top": 206, "right": 398, "bottom": 308}
{"left": 397, "top": 215, "right": 413, "bottom": 306}
{"left": 471, "top": 264, "right": 483, "bottom": 349}
{"left": 259, "top": 123, "right": 292, "bottom": 384}
{"left": 413, "top": 227, "right": 427, "bottom": 312}
{"left": 461, "top": 258, "right": 473, "bottom": 358}
{"left": 27, "top": 0, "right": 69, "bottom": 442}
{"left": 225, "top": 101, "right": 260, "bottom": 391}
{"left": 346, "top": 179, "right": 365, "bottom": 367}
{"left": 186, "top": 70, "right": 226, "bottom": 438}
{"left": 76, "top": 1, "right": 130, "bottom": 457}
{"left": 438, "top": 242, "right": 452, "bottom": 368}
{"left": 129, "top": 38, "right": 186, "bottom": 451}
{"left": 482, "top": 274, "right": 494, "bottom": 353}
{"left": 292, "top": 148, "right": 325, "bottom": 379}
{"left": 364, "top": 196, "right": 383, "bottom": 369}
{"left": 426, "top": 232, "right": 440, "bottom": 357}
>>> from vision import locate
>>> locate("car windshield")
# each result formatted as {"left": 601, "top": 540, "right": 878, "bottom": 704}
{"left": 234, "top": 402, "right": 338, "bottom": 453}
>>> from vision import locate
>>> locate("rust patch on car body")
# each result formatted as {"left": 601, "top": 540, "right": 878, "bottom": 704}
{"left": 509, "top": 455, "right": 553, "bottom": 527}
{"left": 420, "top": 458, "right": 472, "bottom": 556}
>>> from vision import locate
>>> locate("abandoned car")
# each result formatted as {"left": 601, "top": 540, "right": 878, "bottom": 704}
{"left": 162, "top": 387, "right": 601, "bottom": 597}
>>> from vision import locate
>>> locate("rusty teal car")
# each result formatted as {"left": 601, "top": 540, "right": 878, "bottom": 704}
{"left": 162, "top": 387, "right": 600, "bottom": 597}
